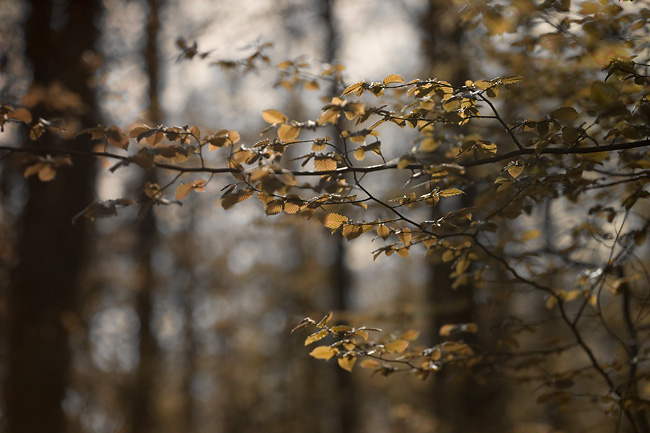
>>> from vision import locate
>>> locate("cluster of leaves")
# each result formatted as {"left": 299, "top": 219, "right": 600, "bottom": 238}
{"left": 291, "top": 312, "right": 477, "bottom": 381}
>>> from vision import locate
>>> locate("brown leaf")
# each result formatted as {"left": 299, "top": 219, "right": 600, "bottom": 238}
{"left": 385, "top": 339, "right": 409, "bottom": 354}
{"left": 7, "top": 108, "right": 33, "bottom": 124}
{"left": 105, "top": 126, "right": 129, "bottom": 150}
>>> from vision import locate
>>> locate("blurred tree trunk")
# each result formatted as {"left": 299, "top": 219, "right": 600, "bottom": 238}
{"left": 127, "top": 1, "right": 163, "bottom": 433}
{"left": 322, "top": 1, "right": 357, "bottom": 432}
{"left": 419, "top": 2, "right": 506, "bottom": 432}
{"left": 5, "top": 2, "right": 101, "bottom": 433}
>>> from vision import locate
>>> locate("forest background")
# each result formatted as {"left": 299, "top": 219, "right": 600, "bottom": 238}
{"left": 1, "top": 1, "right": 649, "bottom": 433}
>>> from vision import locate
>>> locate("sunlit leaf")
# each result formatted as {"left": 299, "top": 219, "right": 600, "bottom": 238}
{"left": 262, "top": 109, "right": 288, "bottom": 124}
{"left": 324, "top": 213, "right": 348, "bottom": 230}
{"left": 508, "top": 165, "right": 524, "bottom": 179}
{"left": 396, "top": 247, "right": 409, "bottom": 257}
{"left": 337, "top": 356, "right": 356, "bottom": 372}
{"left": 360, "top": 359, "right": 380, "bottom": 369}
{"left": 309, "top": 346, "right": 338, "bottom": 360}
{"left": 305, "top": 329, "right": 329, "bottom": 346}
{"left": 37, "top": 165, "right": 56, "bottom": 182}
{"left": 317, "top": 312, "right": 333, "bottom": 328}
{"left": 265, "top": 199, "right": 284, "bottom": 215}
{"left": 278, "top": 124, "right": 300, "bottom": 142}
{"left": 382, "top": 74, "right": 404, "bottom": 85}
{"left": 385, "top": 339, "right": 409, "bottom": 354}
{"left": 314, "top": 156, "right": 337, "bottom": 172}
{"left": 400, "top": 330, "right": 420, "bottom": 341}
{"left": 377, "top": 224, "right": 390, "bottom": 239}
{"left": 438, "top": 188, "right": 464, "bottom": 197}
{"left": 342, "top": 81, "right": 365, "bottom": 96}
{"left": 175, "top": 183, "right": 194, "bottom": 201}
{"left": 291, "top": 317, "right": 315, "bottom": 334}
{"left": 500, "top": 75, "right": 524, "bottom": 85}
{"left": 521, "top": 229, "right": 541, "bottom": 241}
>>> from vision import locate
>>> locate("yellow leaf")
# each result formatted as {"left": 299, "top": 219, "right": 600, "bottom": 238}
{"left": 439, "top": 324, "right": 456, "bottom": 337}
{"left": 29, "top": 124, "right": 45, "bottom": 140}
{"left": 278, "top": 124, "right": 300, "bottom": 142}
{"left": 262, "top": 109, "right": 288, "bottom": 124}
{"left": 421, "top": 138, "right": 438, "bottom": 152}
{"left": 24, "top": 163, "right": 44, "bottom": 178}
{"left": 385, "top": 339, "right": 409, "bottom": 354}
{"left": 581, "top": 151, "right": 608, "bottom": 163}
{"left": 331, "top": 325, "right": 353, "bottom": 333}
{"left": 564, "top": 291, "right": 581, "bottom": 302}
{"left": 400, "top": 330, "right": 420, "bottom": 341}
{"left": 342, "top": 81, "right": 365, "bottom": 96}
{"left": 229, "top": 130, "right": 241, "bottom": 144}
{"left": 383, "top": 74, "right": 404, "bottom": 85}
{"left": 318, "top": 108, "right": 339, "bottom": 125}
{"left": 546, "top": 296, "right": 557, "bottom": 309}
{"left": 353, "top": 147, "right": 366, "bottom": 161}
{"left": 377, "top": 224, "right": 390, "bottom": 239}
{"left": 360, "top": 359, "right": 380, "bottom": 369}
{"left": 500, "top": 76, "right": 524, "bottom": 85}
{"left": 129, "top": 125, "right": 149, "bottom": 138}
{"left": 396, "top": 247, "right": 409, "bottom": 257}
{"left": 305, "top": 329, "right": 329, "bottom": 346}
{"left": 323, "top": 213, "right": 348, "bottom": 230}
{"left": 265, "top": 199, "right": 284, "bottom": 216}
{"left": 354, "top": 330, "right": 369, "bottom": 341}
{"left": 338, "top": 356, "right": 356, "bottom": 372}
{"left": 314, "top": 156, "right": 337, "bottom": 172}
{"left": 305, "top": 80, "right": 320, "bottom": 90}
{"left": 398, "top": 228, "right": 412, "bottom": 246}
{"left": 276, "top": 60, "right": 293, "bottom": 69}
{"left": 442, "top": 250, "right": 456, "bottom": 262}
{"left": 342, "top": 224, "right": 363, "bottom": 240}
{"left": 38, "top": 165, "right": 56, "bottom": 182}
{"left": 508, "top": 165, "right": 524, "bottom": 179}
{"left": 522, "top": 229, "right": 541, "bottom": 241}
{"left": 438, "top": 188, "right": 464, "bottom": 197}
{"left": 317, "top": 312, "right": 333, "bottom": 328}
{"left": 192, "top": 179, "right": 207, "bottom": 192}
{"left": 309, "top": 346, "right": 338, "bottom": 360}
{"left": 312, "top": 139, "right": 327, "bottom": 151}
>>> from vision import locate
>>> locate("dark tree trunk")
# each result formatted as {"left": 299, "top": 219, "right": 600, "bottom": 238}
{"left": 419, "top": 2, "right": 505, "bottom": 432}
{"left": 321, "top": 1, "right": 356, "bottom": 432}
{"left": 127, "top": 1, "right": 163, "bottom": 432}
{"left": 5, "top": 2, "right": 101, "bottom": 433}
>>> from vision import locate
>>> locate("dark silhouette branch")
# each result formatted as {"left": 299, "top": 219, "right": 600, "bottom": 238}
{"left": 2, "top": 137, "right": 649, "bottom": 177}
